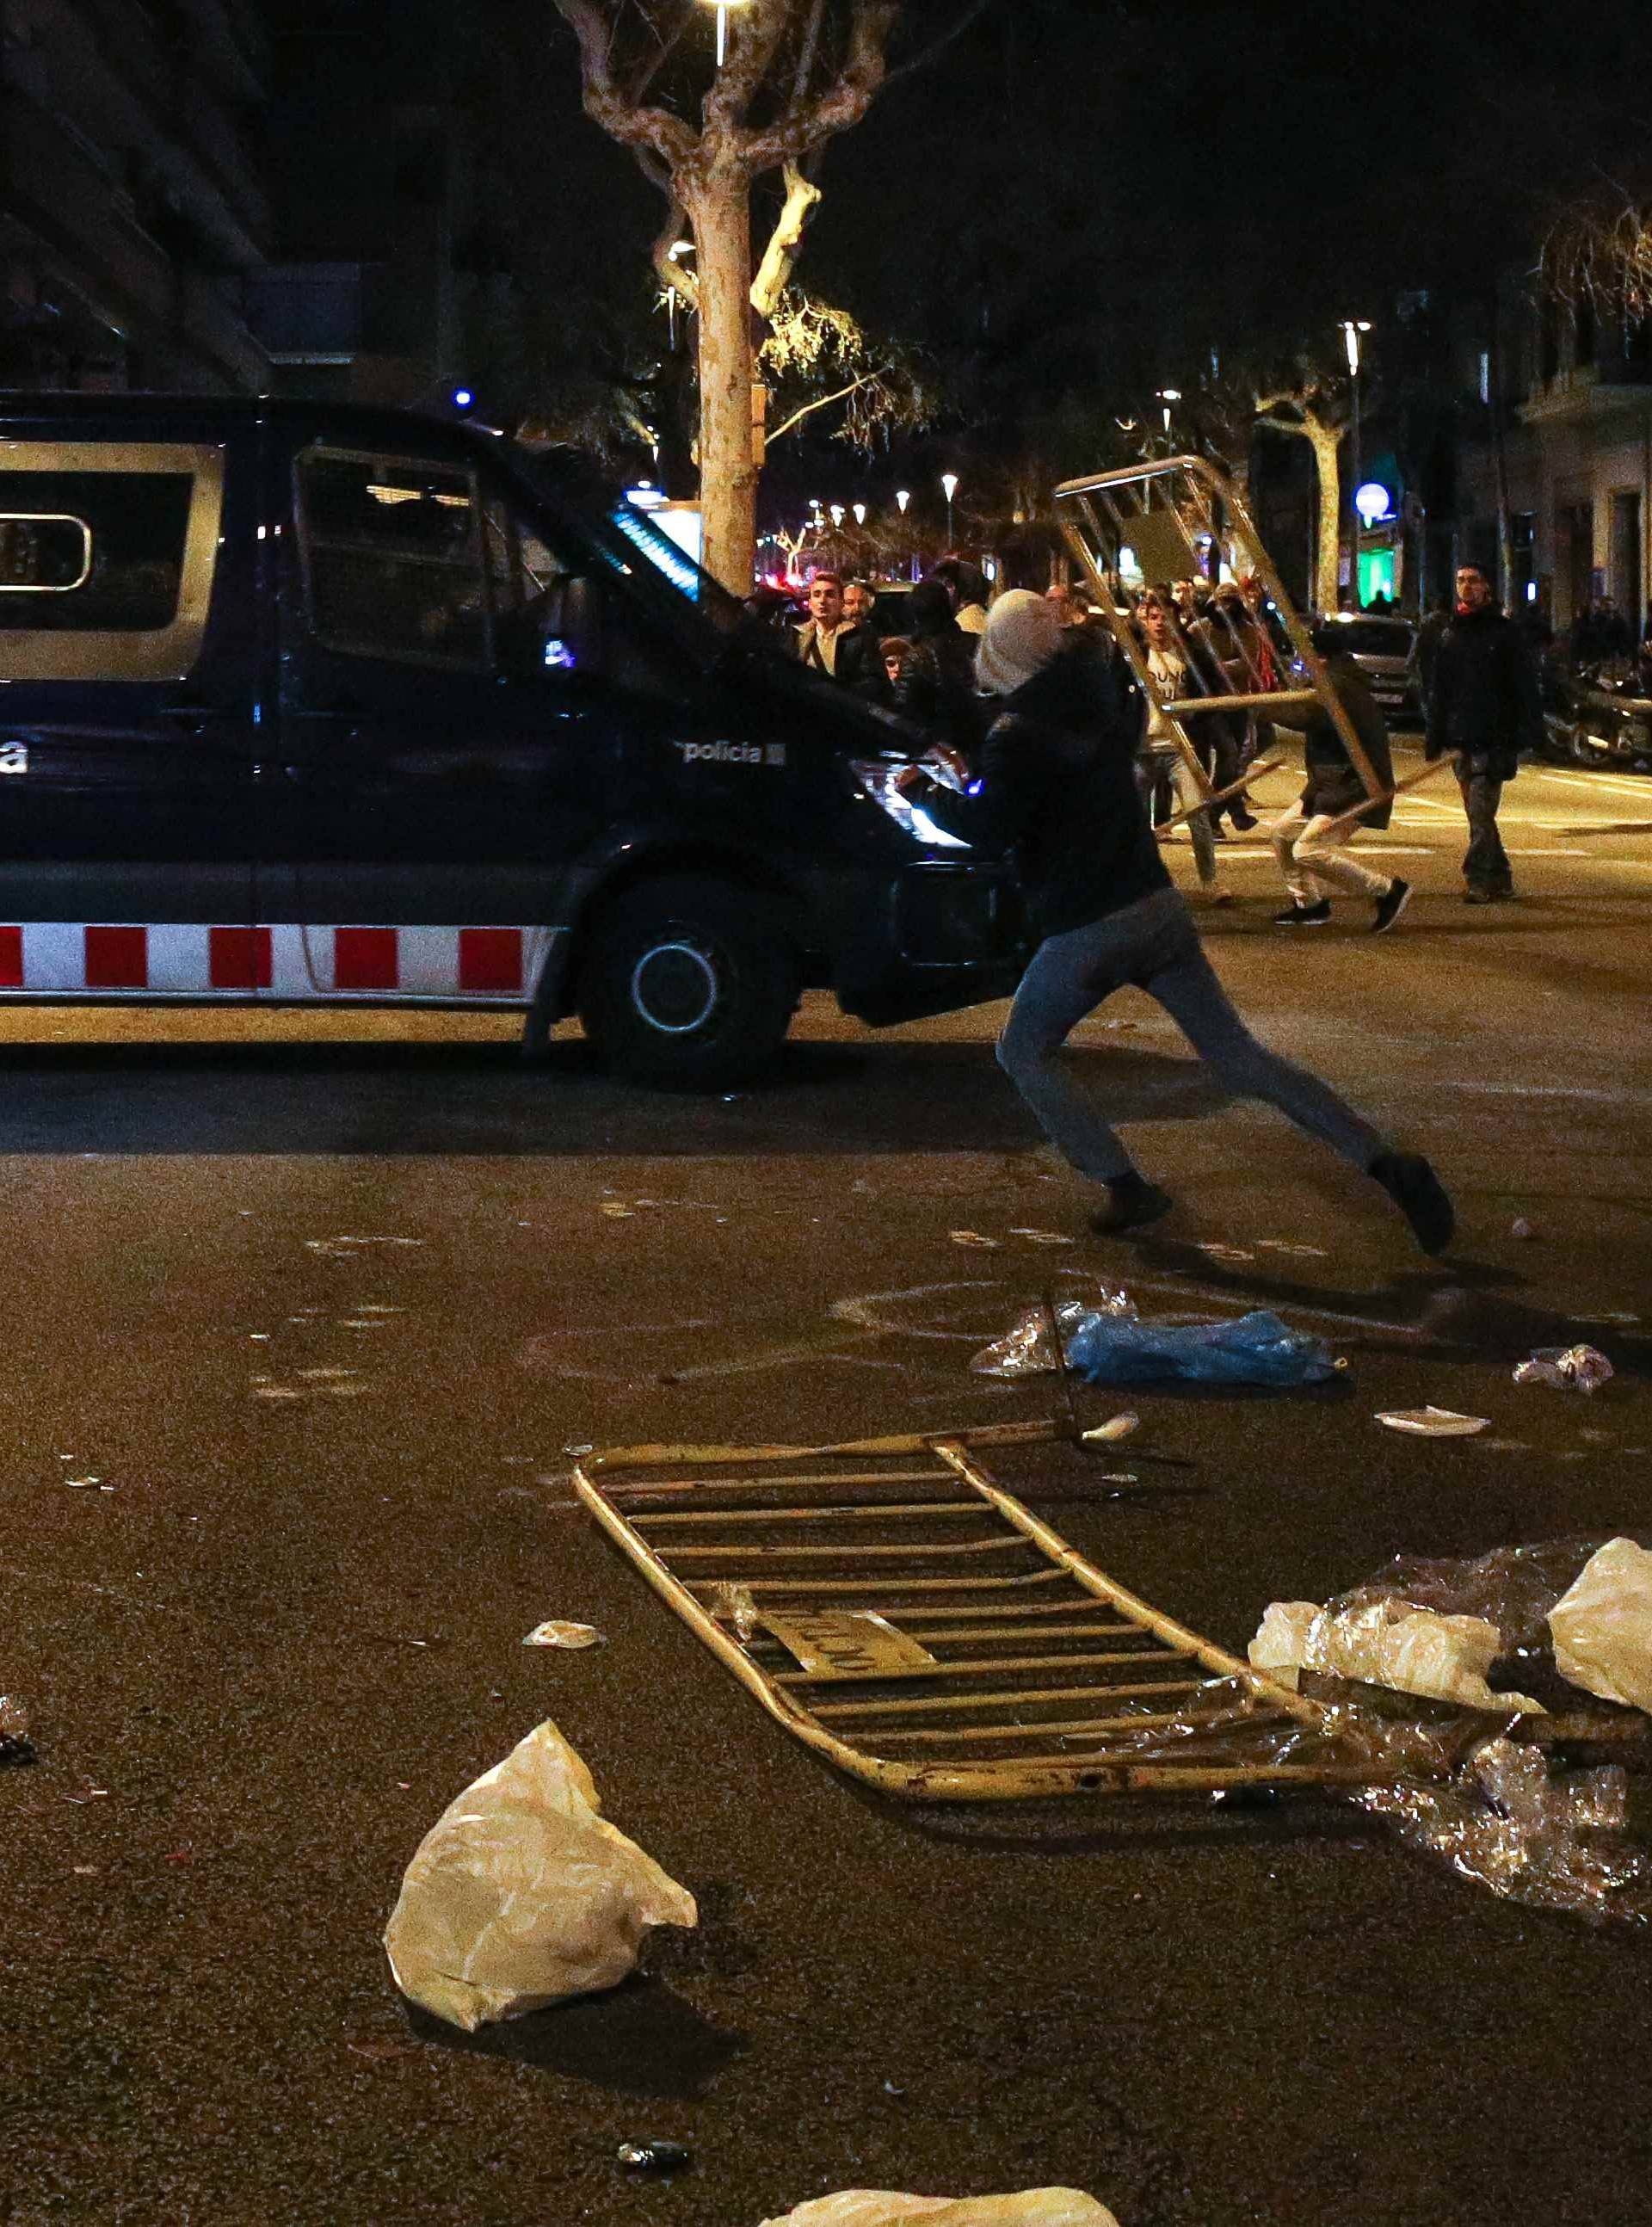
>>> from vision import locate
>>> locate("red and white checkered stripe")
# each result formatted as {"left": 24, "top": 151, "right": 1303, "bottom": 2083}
{"left": 0, "top": 924, "right": 552, "bottom": 1000}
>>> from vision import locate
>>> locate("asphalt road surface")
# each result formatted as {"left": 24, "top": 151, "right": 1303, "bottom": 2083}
{"left": 5, "top": 750, "right": 1652, "bottom": 2227}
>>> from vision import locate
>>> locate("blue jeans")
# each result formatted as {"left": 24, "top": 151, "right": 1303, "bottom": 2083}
{"left": 996, "top": 886, "right": 1386, "bottom": 1183}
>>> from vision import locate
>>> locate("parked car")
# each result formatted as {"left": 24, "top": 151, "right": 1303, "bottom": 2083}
{"left": 1310, "top": 614, "right": 1421, "bottom": 723}
{"left": 0, "top": 393, "right": 1031, "bottom": 1088}
{"left": 1537, "top": 660, "right": 1652, "bottom": 774}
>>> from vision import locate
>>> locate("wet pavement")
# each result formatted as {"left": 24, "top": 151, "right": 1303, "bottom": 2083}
{"left": 3, "top": 752, "right": 1652, "bottom": 2226}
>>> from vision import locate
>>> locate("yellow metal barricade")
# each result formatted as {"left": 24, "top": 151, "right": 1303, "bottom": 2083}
{"left": 1052, "top": 453, "right": 1458, "bottom": 827}
{"left": 574, "top": 1422, "right": 1378, "bottom": 1802}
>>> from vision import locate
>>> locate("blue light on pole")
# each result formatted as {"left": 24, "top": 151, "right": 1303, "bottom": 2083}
{"left": 451, "top": 386, "right": 475, "bottom": 412}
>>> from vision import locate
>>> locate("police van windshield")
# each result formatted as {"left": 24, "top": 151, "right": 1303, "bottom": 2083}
{"left": 513, "top": 447, "right": 746, "bottom": 640}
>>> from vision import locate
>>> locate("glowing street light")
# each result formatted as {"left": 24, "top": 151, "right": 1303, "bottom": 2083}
{"left": 1157, "top": 386, "right": 1180, "bottom": 435}
{"left": 895, "top": 490, "right": 910, "bottom": 515}
{"left": 1340, "top": 320, "right": 1373, "bottom": 607}
{"left": 700, "top": 0, "right": 751, "bottom": 66}
{"left": 853, "top": 502, "right": 866, "bottom": 526}
{"left": 940, "top": 472, "right": 959, "bottom": 546}
{"left": 829, "top": 503, "right": 845, "bottom": 527}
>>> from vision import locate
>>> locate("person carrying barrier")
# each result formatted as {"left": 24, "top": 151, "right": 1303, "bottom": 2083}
{"left": 895, "top": 589, "right": 1454, "bottom": 1249}
{"left": 1268, "top": 652, "right": 1410, "bottom": 932}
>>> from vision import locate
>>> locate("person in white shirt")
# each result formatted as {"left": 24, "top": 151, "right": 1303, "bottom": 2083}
{"left": 1136, "top": 590, "right": 1232, "bottom": 904}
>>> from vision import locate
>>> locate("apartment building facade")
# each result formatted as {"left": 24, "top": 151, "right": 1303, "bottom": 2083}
{"left": 1, "top": 0, "right": 274, "bottom": 392}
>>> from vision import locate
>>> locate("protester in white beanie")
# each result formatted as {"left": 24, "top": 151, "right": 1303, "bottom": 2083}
{"left": 891, "top": 612, "right": 1454, "bottom": 1251}
{"left": 975, "top": 588, "right": 1063, "bottom": 697}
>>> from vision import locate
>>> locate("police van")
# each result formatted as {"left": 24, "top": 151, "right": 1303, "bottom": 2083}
{"left": 0, "top": 395, "right": 1025, "bottom": 1087}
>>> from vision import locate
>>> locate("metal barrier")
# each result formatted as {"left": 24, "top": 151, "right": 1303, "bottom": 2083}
{"left": 1052, "top": 454, "right": 1452, "bottom": 829}
{"left": 574, "top": 1422, "right": 1382, "bottom": 1801}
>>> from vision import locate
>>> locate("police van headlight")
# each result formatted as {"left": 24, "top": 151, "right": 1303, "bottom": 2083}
{"left": 849, "top": 762, "right": 971, "bottom": 849}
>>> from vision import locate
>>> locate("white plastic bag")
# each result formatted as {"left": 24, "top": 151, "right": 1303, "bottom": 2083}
{"left": 383, "top": 1718, "right": 696, "bottom": 2031}
{"left": 759, "top": 2193, "right": 1120, "bottom": 2227}
{"left": 1549, "top": 1537, "right": 1652, "bottom": 1712}
{"left": 1248, "top": 1598, "right": 1544, "bottom": 1714}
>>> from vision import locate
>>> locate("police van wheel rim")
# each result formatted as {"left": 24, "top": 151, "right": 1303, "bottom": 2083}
{"left": 629, "top": 939, "right": 720, "bottom": 1036}
{"left": 577, "top": 875, "right": 798, "bottom": 1089}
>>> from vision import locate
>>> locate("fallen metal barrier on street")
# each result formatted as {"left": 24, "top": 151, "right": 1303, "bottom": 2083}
{"left": 573, "top": 1422, "right": 1378, "bottom": 1801}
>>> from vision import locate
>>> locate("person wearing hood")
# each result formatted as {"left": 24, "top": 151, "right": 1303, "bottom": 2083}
{"left": 897, "top": 589, "right": 1453, "bottom": 1249}
{"left": 1425, "top": 564, "right": 1543, "bottom": 904}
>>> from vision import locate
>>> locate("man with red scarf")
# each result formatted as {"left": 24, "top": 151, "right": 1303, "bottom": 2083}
{"left": 1424, "top": 564, "right": 1543, "bottom": 904}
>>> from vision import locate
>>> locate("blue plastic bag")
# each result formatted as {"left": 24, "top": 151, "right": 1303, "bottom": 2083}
{"left": 1067, "top": 1308, "right": 1339, "bottom": 1388}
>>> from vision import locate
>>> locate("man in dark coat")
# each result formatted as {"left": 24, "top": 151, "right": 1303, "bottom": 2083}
{"left": 895, "top": 590, "right": 1453, "bottom": 1251}
{"left": 1425, "top": 563, "right": 1543, "bottom": 904}
{"left": 791, "top": 571, "right": 887, "bottom": 700}
{"left": 1267, "top": 655, "right": 1409, "bottom": 931}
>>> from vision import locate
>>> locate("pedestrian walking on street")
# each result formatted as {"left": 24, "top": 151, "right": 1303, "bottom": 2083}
{"left": 1136, "top": 589, "right": 1237, "bottom": 904}
{"left": 897, "top": 590, "right": 1454, "bottom": 1249}
{"left": 1425, "top": 564, "right": 1543, "bottom": 904}
{"left": 1268, "top": 653, "right": 1409, "bottom": 932}
{"left": 792, "top": 571, "right": 886, "bottom": 699}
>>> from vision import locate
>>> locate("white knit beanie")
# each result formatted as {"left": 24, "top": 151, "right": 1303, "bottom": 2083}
{"left": 975, "top": 588, "right": 1062, "bottom": 696}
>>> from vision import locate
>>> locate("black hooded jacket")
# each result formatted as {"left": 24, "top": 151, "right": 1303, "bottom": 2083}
{"left": 912, "top": 641, "right": 1169, "bottom": 939}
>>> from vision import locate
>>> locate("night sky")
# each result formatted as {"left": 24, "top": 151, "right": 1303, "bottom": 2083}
{"left": 271, "top": 0, "right": 1652, "bottom": 497}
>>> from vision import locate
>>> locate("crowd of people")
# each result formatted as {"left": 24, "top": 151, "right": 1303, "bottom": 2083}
{"left": 760, "top": 551, "right": 1486, "bottom": 1255}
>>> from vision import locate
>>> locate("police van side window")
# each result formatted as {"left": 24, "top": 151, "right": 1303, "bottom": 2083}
{"left": 0, "top": 444, "right": 223, "bottom": 682}
{"left": 295, "top": 447, "right": 491, "bottom": 671}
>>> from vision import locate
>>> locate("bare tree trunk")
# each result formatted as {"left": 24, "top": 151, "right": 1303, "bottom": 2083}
{"left": 1307, "top": 422, "right": 1343, "bottom": 611}
{"left": 1489, "top": 327, "right": 1515, "bottom": 608}
{"left": 686, "top": 170, "right": 758, "bottom": 595}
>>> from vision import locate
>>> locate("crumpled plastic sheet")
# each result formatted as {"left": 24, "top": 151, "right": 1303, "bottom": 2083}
{"left": 1550, "top": 1539, "right": 1652, "bottom": 1712}
{"left": 1069, "top": 1671, "right": 1652, "bottom": 1928}
{"left": 1513, "top": 1343, "right": 1615, "bottom": 1394}
{"left": 1069, "top": 1308, "right": 1340, "bottom": 1389}
{"left": 970, "top": 1291, "right": 1136, "bottom": 1379}
{"left": 383, "top": 1719, "right": 696, "bottom": 2030}
{"left": 1249, "top": 1598, "right": 1546, "bottom": 1714}
{"left": 758, "top": 2192, "right": 1122, "bottom": 2227}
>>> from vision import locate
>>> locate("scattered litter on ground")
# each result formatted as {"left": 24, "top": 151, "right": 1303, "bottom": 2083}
{"left": 950, "top": 1230, "right": 1001, "bottom": 1249}
{"left": 1249, "top": 1599, "right": 1545, "bottom": 1713}
{"left": 1511, "top": 1217, "right": 1536, "bottom": 1239}
{"left": 1081, "top": 1412, "right": 1139, "bottom": 1443}
{"left": 383, "top": 1719, "right": 696, "bottom": 2031}
{"left": 0, "top": 1696, "right": 36, "bottom": 1768}
{"left": 1513, "top": 1344, "right": 1614, "bottom": 1395}
{"left": 63, "top": 1474, "right": 102, "bottom": 1487}
{"left": 563, "top": 1440, "right": 595, "bottom": 1458}
{"left": 618, "top": 2140, "right": 693, "bottom": 2173}
{"left": 1375, "top": 1406, "right": 1489, "bottom": 1437}
{"left": 971, "top": 1292, "right": 1136, "bottom": 1378}
{"left": 757, "top": 2191, "right": 1121, "bottom": 2226}
{"left": 1070, "top": 1310, "right": 1340, "bottom": 1388}
{"left": 1356, "top": 1737, "right": 1645, "bottom": 1927}
{"left": 1550, "top": 1539, "right": 1652, "bottom": 1712}
{"left": 1254, "top": 1239, "right": 1329, "bottom": 1259}
{"left": 522, "top": 1620, "right": 605, "bottom": 1650}
{"left": 1008, "top": 1229, "right": 1076, "bottom": 1246}
{"left": 709, "top": 1582, "right": 761, "bottom": 1640}
{"left": 1196, "top": 1242, "right": 1254, "bottom": 1264}
{"left": 600, "top": 1203, "right": 637, "bottom": 1218}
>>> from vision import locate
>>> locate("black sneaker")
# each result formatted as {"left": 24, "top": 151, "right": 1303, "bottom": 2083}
{"left": 1089, "top": 1175, "right": 1175, "bottom": 1237}
{"left": 1464, "top": 887, "right": 1494, "bottom": 906}
{"left": 1230, "top": 807, "right": 1259, "bottom": 831}
{"left": 1369, "top": 1151, "right": 1455, "bottom": 1255}
{"left": 1272, "top": 901, "right": 1331, "bottom": 926}
{"left": 1371, "top": 879, "right": 1411, "bottom": 935}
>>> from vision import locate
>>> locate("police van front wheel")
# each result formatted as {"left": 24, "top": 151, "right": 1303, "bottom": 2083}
{"left": 576, "top": 878, "right": 799, "bottom": 1089}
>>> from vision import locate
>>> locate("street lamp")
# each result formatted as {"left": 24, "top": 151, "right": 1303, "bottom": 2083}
{"left": 895, "top": 490, "right": 910, "bottom": 515}
{"left": 1157, "top": 386, "right": 1180, "bottom": 436}
{"left": 940, "top": 472, "right": 959, "bottom": 547}
{"left": 829, "top": 503, "right": 845, "bottom": 527}
{"left": 852, "top": 502, "right": 866, "bottom": 527}
{"left": 700, "top": 0, "right": 751, "bottom": 66}
{"left": 1340, "top": 319, "right": 1372, "bottom": 608}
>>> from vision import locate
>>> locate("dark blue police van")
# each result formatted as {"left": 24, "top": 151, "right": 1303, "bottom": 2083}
{"left": 0, "top": 395, "right": 1025, "bottom": 1086}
